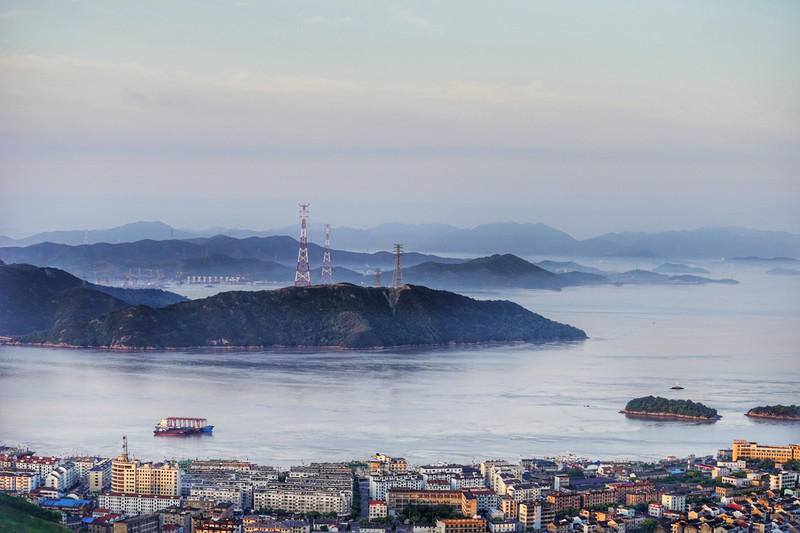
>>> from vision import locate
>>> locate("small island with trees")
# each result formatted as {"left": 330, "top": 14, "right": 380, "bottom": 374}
{"left": 745, "top": 404, "right": 800, "bottom": 421}
{"left": 621, "top": 396, "right": 720, "bottom": 421}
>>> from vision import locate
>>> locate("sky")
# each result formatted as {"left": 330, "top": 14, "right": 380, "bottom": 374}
{"left": 1, "top": 1, "right": 798, "bottom": 240}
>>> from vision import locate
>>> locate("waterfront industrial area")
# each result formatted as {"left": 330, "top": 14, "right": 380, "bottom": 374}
{"left": 1, "top": 439, "right": 798, "bottom": 533}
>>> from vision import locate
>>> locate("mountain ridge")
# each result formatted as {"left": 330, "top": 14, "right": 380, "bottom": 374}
{"left": 14, "top": 283, "right": 587, "bottom": 349}
{"left": 0, "top": 263, "right": 187, "bottom": 337}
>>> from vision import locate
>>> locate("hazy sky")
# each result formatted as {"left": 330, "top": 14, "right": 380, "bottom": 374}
{"left": 1, "top": 1, "right": 798, "bottom": 239}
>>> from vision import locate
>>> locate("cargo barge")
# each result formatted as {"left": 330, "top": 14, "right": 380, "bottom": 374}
{"left": 154, "top": 417, "right": 214, "bottom": 436}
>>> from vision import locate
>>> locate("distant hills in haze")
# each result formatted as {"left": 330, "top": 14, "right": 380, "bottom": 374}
{"left": 0, "top": 234, "right": 461, "bottom": 281}
{"left": 402, "top": 254, "right": 737, "bottom": 290}
{"left": 2, "top": 220, "right": 797, "bottom": 259}
{"left": 0, "top": 221, "right": 196, "bottom": 247}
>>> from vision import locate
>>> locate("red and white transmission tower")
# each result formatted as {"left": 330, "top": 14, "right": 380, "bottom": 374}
{"left": 391, "top": 244, "right": 404, "bottom": 289}
{"left": 294, "top": 204, "right": 311, "bottom": 287}
{"left": 321, "top": 223, "right": 333, "bottom": 283}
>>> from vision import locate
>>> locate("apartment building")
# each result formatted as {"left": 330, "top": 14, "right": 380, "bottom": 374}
{"left": 769, "top": 471, "right": 798, "bottom": 491}
{"left": 451, "top": 473, "right": 486, "bottom": 491}
{"left": 0, "top": 470, "right": 39, "bottom": 493}
{"left": 111, "top": 455, "right": 180, "bottom": 496}
{"left": 662, "top": 493, "right": 687, "bottom": 512}
{"left": 435, "top": 518, "right": 487, "bottom": 533}
{"left": 371, "top": 453, "right": 408, "bottom": 475}
{"left": 369, "top": 473, "right": 422, "bottom": 500}
{"left": 386, "top": 488, "right": 481, "bottom": 516}
{"left": 369, "top": 500, "right": 388, "bottom": 519}
{"left": 90, "top": 459, "right": 113, "bottom": 492}
{"left": 519, "top": 501, "right": 555, "bottom": 532}
{"left": 253, "top": 486, "right": 351, "bottom": 515}
{"left": 98, "top": 492, "right": 181, "bottom": 515}
{"left": 732, "top": 440, "right": 800, "bottom": 462}
{"left": 46, "top": 462, "right": 78, "bottom": 494}
{"left": 190, "top": 485, "right": 245, "bottom": 509}
{"left": 547, "top": 491, "right": 583, "bottom": 512}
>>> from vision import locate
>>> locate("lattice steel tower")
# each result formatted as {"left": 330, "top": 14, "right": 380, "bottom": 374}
{"left": 321, "top": 223, "right": 333, "bottom": 283}
{"left": 294, "top": 204, "right": 311, "bottom": 287}
{"left": 374, "top": 268, "right": 381, "bottom": 287}
{"left": 391, "top": 244, "right": 404, "bottom": 289}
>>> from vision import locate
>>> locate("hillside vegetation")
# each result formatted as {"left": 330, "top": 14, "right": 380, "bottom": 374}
{"left": 16, "top": 283, "right": 587, "bottom": 349}
{"left": 0, "top": 493, "right": 69, "bottom": 533}
{"left": 0, "top": 263, "right": 186, "bottom": 336}
{"left": 623, "top": 396, "right": 719, "bottom": 420}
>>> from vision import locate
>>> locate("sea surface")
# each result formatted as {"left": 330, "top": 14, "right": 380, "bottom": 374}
{"left": 1, "top": 260, "right": 798, "bottom": 467}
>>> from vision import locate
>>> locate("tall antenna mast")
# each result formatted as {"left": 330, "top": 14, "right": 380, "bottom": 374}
{"left": 374, "top": 268, "right": 381, "bottom": 287}
{"left": 122, "top": 435, "right": 129, "bottom": 460}
{"left": 294, "top": 204, "right": 311, "bottom": 287}
{"left": 321, "top": 223, "right": 333, "bottom": 283}
{"left": 392, "top": 244, "right": 404, "bottom": 289}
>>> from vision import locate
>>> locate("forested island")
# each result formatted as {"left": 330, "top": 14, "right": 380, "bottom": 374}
{"left": 12, "top": 283, "right": 587, "bottom": 349}
{"left": 746, "top": 405, "right": 800, "bottom": 421}
{"left": 621, "top": 396, "right": 720, "bottom": 421}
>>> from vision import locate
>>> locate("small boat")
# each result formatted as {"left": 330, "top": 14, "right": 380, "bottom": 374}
{"left": 671, "top": 381, "right": 684, "bottom": 390}
{"left": 154, "top": 417, "right": 214, "bottom": 436}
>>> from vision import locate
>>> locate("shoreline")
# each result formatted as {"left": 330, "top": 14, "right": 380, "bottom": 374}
{"left": 620, "top": 410, "right": 721, "bottom": 422}
{"left": 745, "top": 412, "right": 800, "bottom": 422}
{"left": 0, "top": 338, "right": 587, "bottom": 352}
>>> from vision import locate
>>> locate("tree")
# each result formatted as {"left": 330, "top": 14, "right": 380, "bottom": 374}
{"left": 641, "top": 519, "right": 658, "bottom": 532}
{"left": 758, "top": 458, "right": 775, "bottom": 470}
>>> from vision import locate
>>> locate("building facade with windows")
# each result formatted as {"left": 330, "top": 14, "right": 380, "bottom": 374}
{"left": 111, "top": 455, "right": 180, "bottom": 496}
{"left": 732, "top": 440, "right": 800, "bottom": 462}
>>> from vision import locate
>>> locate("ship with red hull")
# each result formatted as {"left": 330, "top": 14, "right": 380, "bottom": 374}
{"left": 154, "top": 417, "right": 214, "bottom": 436}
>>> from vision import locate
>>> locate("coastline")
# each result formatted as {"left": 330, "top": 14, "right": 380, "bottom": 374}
{"left": 745, "top": 412, "right": 800, "bottom": 422}
{"left": 0, "top": 338, "right": 584, "bottom": 352}
{"left": 620, "top": 410, "right": 721, "bottom": 422}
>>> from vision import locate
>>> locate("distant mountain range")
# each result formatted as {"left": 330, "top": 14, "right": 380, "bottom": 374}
{"left": 0, "top": 221, "right": 197, "bottom": 247}
{"left": 2, "top": 220, "right": 798, "bottom": 259}
{"left": 403, "top": 254, "right": 737, "bottom": 290}
{"left": 0, "top": 251, "right": 738, "bottom": 299}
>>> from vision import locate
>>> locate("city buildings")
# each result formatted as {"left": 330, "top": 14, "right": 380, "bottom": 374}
{"left": 2, "top": 440, "right": 799, "bottom": 533}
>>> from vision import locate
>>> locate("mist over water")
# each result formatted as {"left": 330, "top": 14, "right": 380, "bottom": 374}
{"left": 1, "top": 262, "right": 798, "bottom": 466}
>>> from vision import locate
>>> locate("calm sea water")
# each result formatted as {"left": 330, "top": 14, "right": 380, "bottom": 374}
{"left": 1, "top": 261, "right": 798, "bottom": 467}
